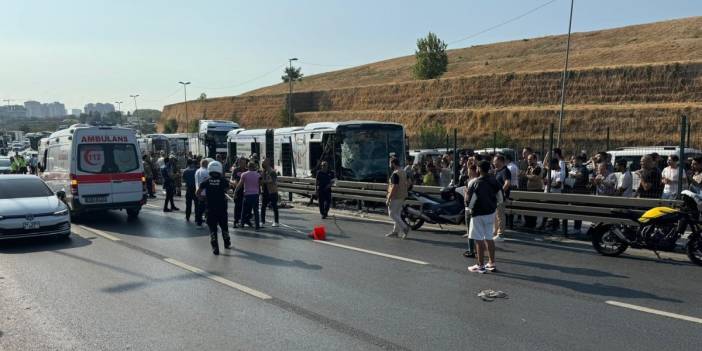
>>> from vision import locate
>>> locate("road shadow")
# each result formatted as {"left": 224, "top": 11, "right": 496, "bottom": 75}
{"left": 0, "top": 234, "right": 91, "bottom": 254}
{"left": 222, "top": 248, "right": 322, "bottom": 270}
{"left": 495, "top": 271, "right": 683, "bottom": 303}
{"left": 53, "top": 250, "right": 199, "bottom": 294}
{"left": 406, "top": 236, "right": 516, "bottom": 253}
{"left": 78, "top": 209, "right": 210, "bottom": 239}
{"left": 499, "top": 258, "right": 628, "bottom": 278}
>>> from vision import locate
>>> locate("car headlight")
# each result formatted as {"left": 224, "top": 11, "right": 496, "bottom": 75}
{"left": 53, "top": 209, "right": 69, "bottom": 216}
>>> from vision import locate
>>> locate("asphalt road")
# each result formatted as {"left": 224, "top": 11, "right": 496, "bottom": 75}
{"left": 1, "top": 194, "right": 701, "bottom": 350}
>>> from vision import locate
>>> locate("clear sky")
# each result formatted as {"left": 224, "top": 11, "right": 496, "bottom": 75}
{"left": 1, "top": 0, "right": 699, "bottom": 112}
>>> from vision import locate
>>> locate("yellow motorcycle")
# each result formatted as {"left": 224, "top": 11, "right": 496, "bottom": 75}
{"left": 590, "top": 191, "right": 702, "bottom": 266}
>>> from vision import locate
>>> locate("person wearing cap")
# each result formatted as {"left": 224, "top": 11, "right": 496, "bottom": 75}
{"left": 196, "top": 161, "right": 231, "bottom": 255}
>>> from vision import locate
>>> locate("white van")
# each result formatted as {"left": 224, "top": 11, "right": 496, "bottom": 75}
{"left": 41, "top": 125, "right": 145, "bottom": 219}
{"left": 608, "top": 146, "right": 702, "bottom": 171}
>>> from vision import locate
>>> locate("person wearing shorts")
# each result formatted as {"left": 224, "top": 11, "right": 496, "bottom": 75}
{"left": 466, "top": 160, "right": 503, "bottom": 274}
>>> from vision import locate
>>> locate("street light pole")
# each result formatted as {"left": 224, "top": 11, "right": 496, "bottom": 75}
{"left": 556, "top": 0, "right": 574, "bottom": 148}
{"left": 115, "top": 101, "right": 124, "bottom": 125}
{"left": 130, "top": 94, "right": 140, "bottom": 132}
{"left": 287, "top": 58, "right": 298, "bottom": 126}
{"left": 179, "top": 81, "right": 191, "bottom": 133}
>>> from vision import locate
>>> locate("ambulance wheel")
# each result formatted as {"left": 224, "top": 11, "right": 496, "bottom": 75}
{"left": 127, "top": 208, "right": 140, "bottom": 219}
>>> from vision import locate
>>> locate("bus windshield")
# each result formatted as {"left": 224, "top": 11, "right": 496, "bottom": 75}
{"left": 338, "top": 125, "right": 404, "bottom": 182}
{"left": 78, "top": 144, "right": 139, "bottom": 174}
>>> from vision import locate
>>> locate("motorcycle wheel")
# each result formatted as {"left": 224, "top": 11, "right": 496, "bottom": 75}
{"left": 591, "top": 225, "right": 629, "bottom": 256}
{"left": 686, "top": 235, "right": 702, "bottom": 266}
{"left": 401, "top": 206, "right": 424, "bottom": 230}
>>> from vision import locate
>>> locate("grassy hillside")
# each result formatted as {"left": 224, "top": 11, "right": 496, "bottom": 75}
{"left": 244, "top": 16, "right": 702, "bottom": 96}
{"left": 162, "top": 16, "right": 702, "bottom": 153}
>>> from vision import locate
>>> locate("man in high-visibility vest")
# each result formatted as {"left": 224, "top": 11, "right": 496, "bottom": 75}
{"left": 9, "top": 156, "right": 18, "bottom": 174}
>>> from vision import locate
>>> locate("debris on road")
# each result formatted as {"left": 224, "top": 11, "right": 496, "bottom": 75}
{"left": 478, "top": 290, "right": 508, "bottom": 302}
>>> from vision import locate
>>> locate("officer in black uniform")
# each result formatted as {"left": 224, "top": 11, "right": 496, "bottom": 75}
{"left": 196, "top": 161, "right": 231, "bottom": 255}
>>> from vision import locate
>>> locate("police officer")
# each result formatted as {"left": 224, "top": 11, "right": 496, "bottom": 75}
{"left": 196, "top": 161, "right": 231, "bottom": 255}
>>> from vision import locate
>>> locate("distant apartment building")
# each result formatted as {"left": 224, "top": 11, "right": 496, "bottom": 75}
{"left": 84, "top": 103, "right": 115, "bottom": 116}
{"left": 0, "top": 105, "right": 27, "bottom": 118}
{"left": 46, "top": 102, "right": 67, "bottom": 117}
{"left": 23, "top": 100, "right": 67, "bottom": 117}
{"left": 24, "top": 100, "right": 44, "bottom": 117}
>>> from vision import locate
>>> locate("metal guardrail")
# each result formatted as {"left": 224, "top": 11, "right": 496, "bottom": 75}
{"left": 278, "top": 176, "right": 682, "bottom": 226}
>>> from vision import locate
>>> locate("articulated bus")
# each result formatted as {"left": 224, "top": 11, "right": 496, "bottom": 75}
{"left": 227, "top": 121, "right": 405, "bottom": 182}
{"left": 138, "top": 134, "right": 170, "bottom": 158}
{"left": 197, "top": 120, "right": 240, "bottom": 159}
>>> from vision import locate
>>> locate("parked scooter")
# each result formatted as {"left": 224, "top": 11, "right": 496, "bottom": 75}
{"left": 401, "top": 186, "right": 466, "bottom": 230}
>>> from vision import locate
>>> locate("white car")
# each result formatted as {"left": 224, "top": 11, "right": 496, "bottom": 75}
{"left": 0, "top": 175, "right": 71, "bottom": 240}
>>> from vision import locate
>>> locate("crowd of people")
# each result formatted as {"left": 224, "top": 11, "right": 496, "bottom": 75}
{"left": 141, "top": 151, "right": 281, "bottom": 255}
{"left": 4, "top": 154, "right": 39, "bottom": 175}
{"left": 390, "top": 147, "right": 702, "bottom": 274}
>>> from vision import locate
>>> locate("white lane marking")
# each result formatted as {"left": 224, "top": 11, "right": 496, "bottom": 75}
{"left": 145, "top": 204, "right": 160, "bottom": 209}
{"left": 279, "top": 222, "right": 307, "bottom": 235}
{"left": 605, "top": 301, "right": 702, "bottom": 324}
{"left": 163, "top": 258, "right": 272, "bottom": 300}
{"left": 313, "top": 240, "right": 429, "bottom": 265}
{"left": 77, "top": 225, "right": 121, "bottom": 241}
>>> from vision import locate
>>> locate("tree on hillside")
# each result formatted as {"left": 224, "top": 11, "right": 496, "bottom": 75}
{"left": 281, "top": 66, "right": 304, "bottom": 83}
{"left": 199, "top": 93, "right": 207, "bottom": 100}
{"left": 412, "top": 32, "right": 449, "bottom": 80}
{"left": 163, "top": 119, "right": 178, "bottom": 133}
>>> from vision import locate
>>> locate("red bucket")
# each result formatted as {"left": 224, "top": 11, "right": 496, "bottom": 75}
{"left": 311, "top": 225, "right": 326, "bottom": 241}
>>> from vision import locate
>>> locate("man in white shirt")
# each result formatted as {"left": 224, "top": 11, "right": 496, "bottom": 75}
{"left": 661, "top": 155, "right": 680, "bottom": 199}
{"left": 614, "top": 159, "right": 633, "bottom": 197}
{"left": 194, "top": 159, "right": 210, "bottom": 226}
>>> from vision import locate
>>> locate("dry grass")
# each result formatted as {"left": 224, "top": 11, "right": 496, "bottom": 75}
{"left": 160, "top": 16, "right": 702, "bottom": 152}
{"left": 243, "top": 16, "right": 702, "bottom": 96}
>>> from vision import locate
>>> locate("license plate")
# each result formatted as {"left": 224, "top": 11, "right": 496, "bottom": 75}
{"left": 84, "top": 196, "right": 107, "bottom": 203}
{"left": 23, "top": 221, "right": 40, "bottom": 230}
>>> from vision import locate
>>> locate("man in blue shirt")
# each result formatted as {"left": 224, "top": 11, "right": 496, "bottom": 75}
{"left": 182, "top": 159, "right": 198, "bottom": 222}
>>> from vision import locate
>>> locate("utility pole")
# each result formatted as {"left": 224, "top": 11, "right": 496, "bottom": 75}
{"left": 179, "top": 81, "right": 191, "bottom": 133}
{"left": 130, "top": 94, "right": 140, "bottom": 132}
{"left": 556, "top": 0, "right": 574, "bottom": 148}
{"left": 287, "top": 58, "right": 298, "bottom": 126}
{"left": 115, "top": 101, "right": 123, "bottom": 125}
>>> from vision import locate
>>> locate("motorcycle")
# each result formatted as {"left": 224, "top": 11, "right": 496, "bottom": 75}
{"left": 401, "top": 186, "right": 466, "bottom": 231}
{"left": 589, "top": 190, "right": 702, "bottom": 265}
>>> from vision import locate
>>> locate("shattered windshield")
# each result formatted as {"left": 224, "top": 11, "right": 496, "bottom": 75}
{"left": 339, "top": 125, "right": 404, "bottom": 182}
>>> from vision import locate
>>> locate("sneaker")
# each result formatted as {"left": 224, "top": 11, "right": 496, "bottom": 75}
{"left": 468, "top": 264, "right": 486, "bottom": 274}
{"left": 224, "top": 241, "right": 231, "bottom": 249}
{"left": 485, "top": 263, "right": 497, "bottom": 272}
{"left": 172, "top": 207, "right": 180, "bottom": 211}
{"left": 163, "top": 208, "right": 172, "bottom": 212}
{"left": 385, "top": 232, "right": 399, "bottom": 238}
{"left": 272, "top": 222, "right": 279, "bottom": 227}
{"left": 212, "top": 247, "right": 220, "bottom": 255}
{"left": 493, "top": 235, "right": 505, "bottom": 242}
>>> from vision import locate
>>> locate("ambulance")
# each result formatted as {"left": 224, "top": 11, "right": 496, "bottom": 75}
{"left": 41, "top": 124, "right": 146, "bottom": 219}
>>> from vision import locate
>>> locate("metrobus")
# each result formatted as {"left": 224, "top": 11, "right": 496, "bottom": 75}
{"left": 197, "top": 120, "right": 240, "bottom": 159}
{"left": 138, "top": 134, "right": 170, "bottom": 158}
{"left": 226, "top": 121, "right": 405, "bottom": 182}
{"left": 163, "top": 133, "right": 190, "bottom": 168}
{"left": 41, "top": 125, "right": 145, "bottom": 218}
